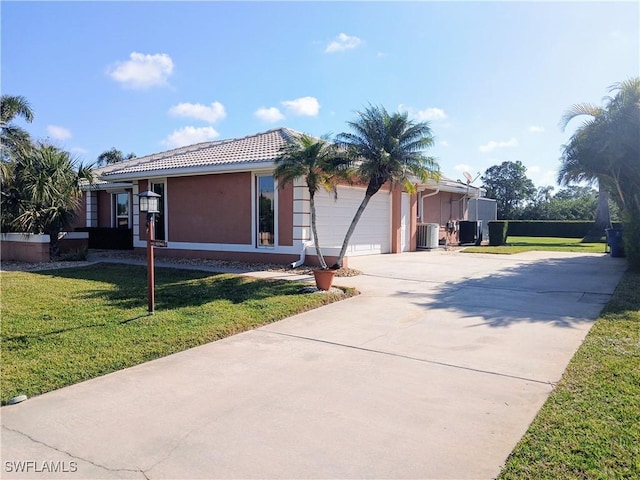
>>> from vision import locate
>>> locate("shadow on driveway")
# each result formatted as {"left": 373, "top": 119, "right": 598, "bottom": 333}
{"left": 390, "top": 254, "right": 626, "bottom": 329}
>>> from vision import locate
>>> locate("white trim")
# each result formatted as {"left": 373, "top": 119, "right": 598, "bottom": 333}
{"left": 133, "top": 182, "right": 140, "bottom": 244}
{"left": 274, "top": 177, "right": 279, "bottom": 247}
{"left": 110, "top": 193, "right": 114, "bottom": 228}
{"left": 253, "top": 173, "right": 277, "bottom": 249}
{"left": 1, "top": 233, "right": 50, "bottom": 243}
{"left": 112, "top": 192, "right": 132, "bottom": 229}
{"left": 81, "top": 182, "right": 132, "bottom": 192}
{"left": 133, "top": 240, "right": 300, "bottom": 255}
{"left": 292, "top": 226, "right": 310, "bottom": 242}
{"left": 251, "top": 173, "right": 256, "bottom": 246}
{"left": 86, "top": 191, "right": 98, "bottom": 227}
{"left": 401, "top": 192, "right": 411, "bottom": 252}
{"left": 58, "top": 232, "right": 89, "bottom": 240}
{"left": 101, "top": 161, "right": 276, "bottom": 182}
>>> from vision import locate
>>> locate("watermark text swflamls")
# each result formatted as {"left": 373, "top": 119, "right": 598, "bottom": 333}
{"left": 5, "top": 460, "right": 78, "bottom": 473}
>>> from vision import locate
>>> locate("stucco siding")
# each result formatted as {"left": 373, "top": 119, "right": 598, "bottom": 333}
{"left": 167, "top": 173, "right": 252, "bottom": 244}
{"left": 69, "top": 193, "right": 87, "bottom": 230}
{"left": 97, "top": 191, "right": 111, "bottom": 228}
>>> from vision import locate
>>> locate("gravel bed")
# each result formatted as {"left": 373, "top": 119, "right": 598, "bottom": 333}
{"left": 1, "top": 250, "right": 362, "bottom": 277}
{"left": 0, "top": 260, "right": 94, "bottom": 272}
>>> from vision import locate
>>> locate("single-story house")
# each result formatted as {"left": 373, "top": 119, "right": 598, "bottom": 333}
{"left": 74, "top": 128, "right": 489, "bottom": 267}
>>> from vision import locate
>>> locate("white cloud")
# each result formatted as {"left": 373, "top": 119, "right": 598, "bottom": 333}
{"left": 46, "top": 125, "right": 72, "bottom": 141}
{"left": 440, "top": 140, "right": 450, "bottom": 147}
{"left": 454, "top": 164, "right": 473, "bottom": 172}
{"left": 399, "top": 105, "right": 447, "bottom": 122}
{"left": 71, "top": 147, "right": 89, "bottom": 154}
{"left": 529, "top": 125, "right": 545, "bottom": 133}
{"left": 325, "top": 33, "right": 362, "bottom": 53}
{"left": 162, "top": 126, "right": 219, "bottom": 148}
{"left": 414, "top": 107, "right": 447, "bottom": 121}
{"left": 169, "top": 101, "right": 226, "bottom": 123}
{"left": 528, "top": 165, "right": 541, "bottom": 173}
{"left": 281, "top": 96, "right": 320, "bottom": 117}
{"left": 107, "top": 52, "right": 174, "bottom": 89}
{"left": 254, "top": 107, "right": 285, "bottom": 123}
{"left": 478, "top": 138, "right": 519, "bottom": 153}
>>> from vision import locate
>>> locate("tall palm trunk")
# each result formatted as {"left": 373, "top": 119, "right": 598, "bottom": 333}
{"left": 309, "top": 192, "right": 328, "bottom": 270}
{"left": 587, "top": 179, "right": 611, "bottom": 240}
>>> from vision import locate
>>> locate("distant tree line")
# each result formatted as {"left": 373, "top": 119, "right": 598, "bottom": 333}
{"left": 481, "top": 160, "right": 622, "bottom": 222}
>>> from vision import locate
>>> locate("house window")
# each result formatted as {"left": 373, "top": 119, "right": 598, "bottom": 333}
{"left": 115, "top": 193, "right": 130, "bottom": 229}
{"left": 256, "top": 175, "right": 274, "bottom": 247}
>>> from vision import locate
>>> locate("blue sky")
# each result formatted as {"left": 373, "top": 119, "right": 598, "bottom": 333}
{"left": 2, "top": 1, "right": 638, "bottom": 188}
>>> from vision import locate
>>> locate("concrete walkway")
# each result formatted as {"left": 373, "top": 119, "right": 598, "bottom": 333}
{"left": 1, "top": 250, "right": 627, "bottom": 479}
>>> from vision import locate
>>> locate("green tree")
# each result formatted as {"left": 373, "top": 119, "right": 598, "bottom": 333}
{"left": 1, "top": 94, "right": 34, "bottom": 160}
{"left": 333, "top": 105, "right": 440, "bottom": 268}
{"left": 274, "top": 133, "right": 350, "bottom": 269}
{"left": 559, "top": 105, "right": 613, "bottom": 238}
{"left": 481, "top": 160, "right": 536, "bottom": 219}
{"left": 1, "top": 143, "right": 93, "bottom": 256}
{"left": 560, "top": 78, "right": 640, "bottom": 268}
{"left": 97, "top": 147, "right": 136, "bottom": 166}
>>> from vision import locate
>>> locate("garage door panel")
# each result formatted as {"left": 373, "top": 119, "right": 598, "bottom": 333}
{"left": 315, "top": 187, "right": 390, "bottom": 255}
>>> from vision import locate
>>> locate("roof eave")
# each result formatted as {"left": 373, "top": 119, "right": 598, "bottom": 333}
{"left": 99, "top": 160, "right": 276, "bottom": 182}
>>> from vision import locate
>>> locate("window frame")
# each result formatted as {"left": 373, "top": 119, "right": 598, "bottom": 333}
{"left": 255, "top": 174, "right": 276, "bottom": 248}
{"left": 113, "top": 192, "right": 131, "bottom": 229}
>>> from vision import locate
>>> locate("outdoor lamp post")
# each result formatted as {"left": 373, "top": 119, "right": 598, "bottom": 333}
{"left": 138, "top": 190, "right": 161, "bottom": 314}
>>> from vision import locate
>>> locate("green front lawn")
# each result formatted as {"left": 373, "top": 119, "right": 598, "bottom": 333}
{"left": 463, "top": 236, "right": 606, "bottom": 254}
{"left": 1, "top": 264, "right": 356, "bottom": 404}
{"left": 499, "top": 271, "right": 640, "bottom": 479}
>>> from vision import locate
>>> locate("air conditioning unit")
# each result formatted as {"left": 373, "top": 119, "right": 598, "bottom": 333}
{"left": 417, "top": 223, "right": 439, "bottom": 249}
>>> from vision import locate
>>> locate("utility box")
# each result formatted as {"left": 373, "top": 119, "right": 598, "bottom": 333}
{"left": 468, "top": 198, "right": 497, "bottom": 240}
{"left": 417, "top": 223, "right": 440, "bottom": 249}
{"left": 459, "top": 221, "right": 478, "bottom": 244}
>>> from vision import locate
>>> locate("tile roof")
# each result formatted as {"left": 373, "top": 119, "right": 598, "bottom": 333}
{"left": 99, "top": 128, "right": 300, "bottom": 179}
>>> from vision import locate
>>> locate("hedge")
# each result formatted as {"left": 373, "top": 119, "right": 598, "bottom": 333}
{"left": 506, "top": 221, "right": 593, "bottom": 238}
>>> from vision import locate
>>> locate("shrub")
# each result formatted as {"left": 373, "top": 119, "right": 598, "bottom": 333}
{"left": 622, "top": 218, "right": 640, "bottom": 272}
{"left": 488, "top": 221, "right": 509, "bottom": 246}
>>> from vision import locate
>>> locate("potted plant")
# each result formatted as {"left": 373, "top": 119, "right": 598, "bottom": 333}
{"left": 274, "top": 133, "right": 350, "bottom": 290}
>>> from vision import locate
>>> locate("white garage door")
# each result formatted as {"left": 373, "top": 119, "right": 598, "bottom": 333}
{"left": 315, "top": 186, "right": 391, "bottom": 256}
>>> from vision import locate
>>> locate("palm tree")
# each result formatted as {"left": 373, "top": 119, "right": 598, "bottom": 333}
{"left": 333, "top": 105, "right": 440, "bottom": 268}
{"left": 274, "top": 133, "right": 350, "bottom": 269}
{"left": 560, "top": 78, "right": 640, "bottom": 268}
{"left": 1, "top": 95, "right": 34, "bottom": 160}
{"left": 559, "top": 106, "right": 611, "bottom": 238}
{"left": 8, "top": 143, "right": 93, "bottom": 256}
{"left": 97, "top": 147, "right": 136, "bottom": 166}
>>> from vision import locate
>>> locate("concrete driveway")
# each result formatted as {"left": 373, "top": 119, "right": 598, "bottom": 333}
{"left": 1, "top": 250, "right": 626, "bottom": 479}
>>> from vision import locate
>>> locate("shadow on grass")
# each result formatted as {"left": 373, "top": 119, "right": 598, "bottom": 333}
{"left": 32, "top": 262, "right": 306, "bottom": 311}
{"left": 4, "top": 315, "right": 150, "bottom": 347}
{"left": 391, "top": 254, "right": 627, "bottom": 329}
{"left": 507, "top": 240, "right": 602, "bottom": 248}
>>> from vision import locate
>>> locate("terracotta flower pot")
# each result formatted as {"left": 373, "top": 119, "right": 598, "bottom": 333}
{"left": 313, "top": 269, "right": 336, "bottom": 291}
